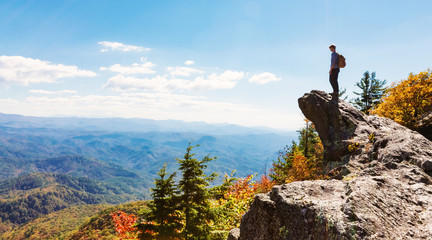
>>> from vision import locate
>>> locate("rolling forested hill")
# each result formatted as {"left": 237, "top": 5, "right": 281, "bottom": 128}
{"left": 0, "top": 173, "right": 140, "bottom": 225}
{"left": 0, "top": 204, "right": 110, "bottom": 240}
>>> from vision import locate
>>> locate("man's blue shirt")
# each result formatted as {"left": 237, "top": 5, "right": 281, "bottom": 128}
{"left": 331, "top": 52, "right": 339, "bottom": 69}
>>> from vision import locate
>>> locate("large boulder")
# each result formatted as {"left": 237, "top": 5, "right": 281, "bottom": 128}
{"left": 231, "top": 90, "right": 432, "bottom": 240}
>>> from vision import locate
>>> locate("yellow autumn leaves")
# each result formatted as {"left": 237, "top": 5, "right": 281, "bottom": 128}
{"left": 372, "top": 69, "right": 432, "bottom": 128}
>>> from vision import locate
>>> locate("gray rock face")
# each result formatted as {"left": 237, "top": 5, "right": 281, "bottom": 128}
{"left": 298, "top": 90, "right": 432, "bottom": 174}
{"left": 415, "top": 111, "right": 432, "bottom": 141}
{"left": 298, "top": 90, "right": 364, "bottom": 164}
{"left": 231, "top": 90, "right": 432, "bottom": 240}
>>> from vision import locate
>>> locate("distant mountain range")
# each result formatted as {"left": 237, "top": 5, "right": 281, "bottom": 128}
{"left": 0, "top": 112, "right": 289, "bottom": 135}
{"left": 0, "top": 113, "right": 295, "bottom": 200}
{"left": 0, "top": 112, "right": 295, "bottom": 180}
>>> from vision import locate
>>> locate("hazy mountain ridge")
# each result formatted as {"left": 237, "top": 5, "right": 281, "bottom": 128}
{"left": 0, "top": 113, "right": 287, "bottom": 135}
{"left": 0, "top": 112, "right": 295, "bottom": 180}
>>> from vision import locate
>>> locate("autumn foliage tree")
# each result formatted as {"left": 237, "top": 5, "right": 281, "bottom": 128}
{"left": 211, "top": 174, "right": 275, "bottom": 237}
{"left": 111, "top": 211, "right": 138, "bottom": 240}
{"left": 270, "top": 119, "right": 325, "bottom": 184}
{"left": 372, "top": 69, "right": 432, "bottom": 128}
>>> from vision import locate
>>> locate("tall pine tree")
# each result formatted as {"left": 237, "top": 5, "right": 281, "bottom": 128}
{"left": 177, "top": 143, "right": 217, "bottom": 240}
{"left": 353, "top": 71, "right": 387, "bottom": 114}
{"left": 137, "top": 163, "right": 181, "bottom": 240}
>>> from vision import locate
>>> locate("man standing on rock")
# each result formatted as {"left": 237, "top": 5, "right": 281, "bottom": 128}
{"left": 329, "top": 44, "right": 339, "bottom": 96}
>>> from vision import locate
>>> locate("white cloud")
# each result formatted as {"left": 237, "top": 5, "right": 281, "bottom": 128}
{"left": 189, "top": 70, "right": 244, "bottom": 90}
{"left": 29, "top": 89, "right": 78, "bottom": 95}
{"left": 167, "top": 66, "right": 204, "bottom": 76}
{"left": 184, "top": 60, "right": 195, "bottom": 66}
{"left": 0, "top": 56, "right": 97, "bottom": 85}
{"left": 104, "top": 75, "right": 172, "bottom": 92}
{"left": 98, "top": 41, "right": 150, "bottom": 52}
{"left": 104, "top": 70, "right": 244, "bottom": 92}
{"left": 249, "top": 72, "right": 281, "bottom": 84}
{"left": 100, "top": 62, "right": 156, "bottom": 75}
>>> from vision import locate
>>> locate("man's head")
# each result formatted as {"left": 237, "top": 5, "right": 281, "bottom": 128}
{"left": 329, "top": 44, "right": 336, "bottom": 52}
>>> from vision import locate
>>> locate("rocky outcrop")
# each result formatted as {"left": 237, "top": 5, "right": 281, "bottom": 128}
{"left": 298, "top": 91, "right": 432, "bottom": 174}
{"left": 230, "top": 90, "right": 432, "bottom": 240}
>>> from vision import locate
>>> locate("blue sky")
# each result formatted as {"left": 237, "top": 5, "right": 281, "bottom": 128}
{"left": 0, "top": 0, "right": 431, "bottom": 130}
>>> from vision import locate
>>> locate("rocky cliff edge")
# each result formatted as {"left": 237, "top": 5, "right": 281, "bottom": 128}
{"left": 228, "top": 90, "right": 432, "bottom": 240}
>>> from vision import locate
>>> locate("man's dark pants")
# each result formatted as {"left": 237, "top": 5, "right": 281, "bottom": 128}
{"left": 329, "top": 68, "right": 340, "bottom": 95}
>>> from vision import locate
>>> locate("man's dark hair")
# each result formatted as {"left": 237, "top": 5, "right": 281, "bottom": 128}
{"left": 329, "top": 44, "right": 336, "bottom": 50}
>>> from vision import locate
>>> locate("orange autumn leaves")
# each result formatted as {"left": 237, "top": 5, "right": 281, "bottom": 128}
{"left": 270, "top": 144, "right": 326, "bottom": 184}
{"left": 111, "top": 211, "right": 140, "bottom": 240}
{"left": 270, "top": 119, "right": 326, "bottom": 185}
{"left": 225, "top": 174, "right": 274, "bottom": 201}
{"left": 284, "top": 153, "right": 325, "bottom": 183}
{"left": 208, "top": 174, "right": 275, "bottom": 235}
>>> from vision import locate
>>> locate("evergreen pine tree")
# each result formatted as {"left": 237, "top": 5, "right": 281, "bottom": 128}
{"left": 297, "top": 119, "right": 321, "bottom": 159}
{"left": 137, "top": 163, "right": 181, "bottom": 240}
{"left": 177, "top": 143, "right": 217, "bottom": 240}
{"left": 353, "top": 71, "right": 387, "bottom": 114}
